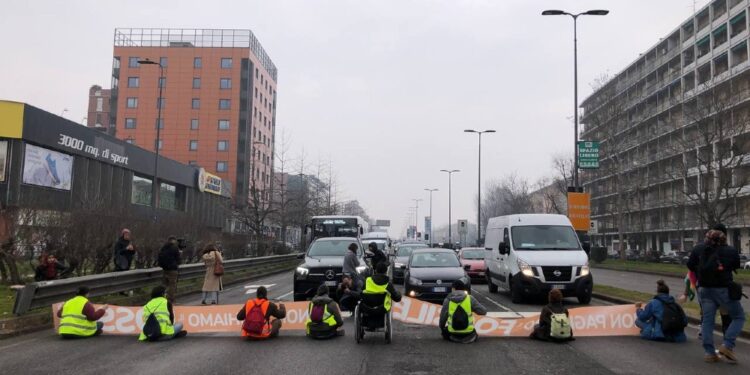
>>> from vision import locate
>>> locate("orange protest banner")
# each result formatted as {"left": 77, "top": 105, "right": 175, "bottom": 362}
{"left": 567, "top": 192, "right": 591, "bottom": 232}
{"left": 53, "top": 297, "right": 639, "bottom": 337}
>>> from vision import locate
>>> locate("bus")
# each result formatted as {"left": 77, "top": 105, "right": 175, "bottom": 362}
{"left": 304, "top": 215, "right": 370, "bottom": 247}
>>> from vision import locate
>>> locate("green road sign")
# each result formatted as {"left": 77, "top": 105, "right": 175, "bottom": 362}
{"left": 578, "top": 141, "right": 599, "bottom": 169}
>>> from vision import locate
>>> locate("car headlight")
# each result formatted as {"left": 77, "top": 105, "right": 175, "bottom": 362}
{"left": 356, "top": 266, "right": 367, "bottom": 274}
{"left": 580, "top": 262, "right": 590, "bottom": 277}
{"left": 517, "top": 259, "right": 534, "bottom": 277}
{"left": 409, "top": 276, "right": 423, "bottom": 286}
{"left": 295, "top": 266, "right": 309, "bottom": 277}
{"left": 395, "top": 262, "right": 404, "bottom": 269}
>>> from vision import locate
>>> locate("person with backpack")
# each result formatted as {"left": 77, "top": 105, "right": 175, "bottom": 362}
{"left": 57, "top": 286, "right": 108, "bottom": 338}
{"left": 439, "top": 280, "right": 486, "bottom": 343}
{"left": 237, "top": 286, "right": 286, "bottom": 339}
{"left": 138, "top": 286, "right": 187, "bottom": 341}
{"left": 305, "top": 284, "right": 344, "bottom": 339}
{"left": 635, "top": 280, "right": 687, "bottom": 343}
{"left": 530, "top": 288, "right": 574, "bottom": 342}
{"left": 158, "top": 236, "right": 181, "bottom": 302}
{"left": 201, "top": 244, "right": 223, "bottom": 305}
{"left": 687, "top": 225, "right": 745, "bottom": 363}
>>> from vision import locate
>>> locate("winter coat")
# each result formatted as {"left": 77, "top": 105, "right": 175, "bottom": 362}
{"left": 201, "top": 251, "right": 223, "bottom": 292}
{"left": 636, "top": 293, "right": 687, "bottom": 342}
{"left": 531, "top": 302, "right": 571, "bottom": 341}
{"left": 114, "top": 237, "right": 134, "bottom": 271}
{"left": 438, "top": 291, "right": 487, "bottom": 330}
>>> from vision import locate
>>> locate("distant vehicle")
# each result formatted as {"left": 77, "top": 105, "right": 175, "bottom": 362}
{"left": 362, "top": 231, "right": 391, "bottom": 253}
{"left": 303, "top": 215, "right": 369, "bottom": 248}
{"left": 392, "top": 242, "right": 429, "bottom": 283}
{"left": 404, "top": 248, "right": 470, "bottom": 302}
{"left": 293, "top": 237, "right": 369, "bottom": 301}
{"left": 484, "top": 214, "right": 593, "bottom": 304}
{"left": 744, "top": 260, "right": 750, "bottom": 270}
{"left": 458, "top": 247, "right": 486, "bottom": 283}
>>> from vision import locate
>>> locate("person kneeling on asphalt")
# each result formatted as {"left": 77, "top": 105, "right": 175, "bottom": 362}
{"left": 238, "top": 286, "right": 286, "bottom": 339}
{"left": 57, "top": 286, "right": 108, "bottom": 338}
{"left": 635, "top": 280, "right": 687, "bottom": 343}
{"left": 139, "top": 286, "right": 187, "bottom": 341}
{"left": 336, "top": 275, "right": 361, "bottom": 313}
{"left": 530, "top": 289, "right": 574, "bottom": 342}
{"left": 306, "top": 284, "right": 344, "bottom": 339}
{"left": 439, "top": 280, "right": 486, "bottom": 343}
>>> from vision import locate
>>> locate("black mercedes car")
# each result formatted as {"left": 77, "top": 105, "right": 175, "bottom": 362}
{"left": 293, "top": 237, "right": 368, "bottom": 301}
{"left": 404, "top": 248, "right": 471, "bottom": 302}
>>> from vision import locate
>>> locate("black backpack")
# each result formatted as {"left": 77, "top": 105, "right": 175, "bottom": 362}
{"left": 697, "top": 247, "right": 721, "bottom": 285}
{"left": 451, "top": 302, "right": 470, "bottom": 331}
{"left": 142, "top": 305, "right": 164, "bottom": 341}
{"left": 658, "top": 297, "right": 687, "bottom": 335}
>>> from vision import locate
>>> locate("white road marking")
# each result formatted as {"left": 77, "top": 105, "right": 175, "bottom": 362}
{"left": 276, "top": 291, "right": 293, "bottom": 300}
{"left": 244, "top": 284, "right": 276, "bottom": 295}
{"left": 486, "top": 312, "right": 537, "bottom": 319}
{"left": 472, "top": 289, "right": 525, "bottom": 318}
{"left": 0, "top": 338, "right": 37, "bottom": 351}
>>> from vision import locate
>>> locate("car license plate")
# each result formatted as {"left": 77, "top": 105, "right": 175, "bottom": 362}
{"left": 552, "top": 284, "right": 566, "bottom": 290}
{"left": 433, "top": 287, "right": 447, "bottom": 293}
{"left": 478, "top": 272, "right": 485, "bottom": 276}
{"left": 325, "top": 281, "right": 337, "bottom": 287}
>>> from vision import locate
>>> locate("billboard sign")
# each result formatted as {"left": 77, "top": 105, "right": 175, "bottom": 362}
{"left": 197, "top": 168, "right": 223, "bottom": 195}
{"left": 458, "top": 219, "right": 468, "bottom": 235}
{"left": 375, "top": 220, "right": 391, "bottom": 227}
{"left": 22, "top": 144, "right": 73, "bottom": 190}
{"left": 578, "top": 141, "right": 600, "bottom": 169}
{"left": 567, "top": 192, "right": 591, "bottom": 231}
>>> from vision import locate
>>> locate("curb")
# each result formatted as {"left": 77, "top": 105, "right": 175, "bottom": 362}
{"left": 0, "top": 263, "right": 298, "bottom": 340}
{"left": 592, "top": 265, "right": 750, "bottom": 287}
{"left": 592, "top": 292, "right": 750, "bottom": 340}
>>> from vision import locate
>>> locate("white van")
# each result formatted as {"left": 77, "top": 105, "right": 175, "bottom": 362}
{"left": 484, "top": 214, "right": 593, "bottom": 304}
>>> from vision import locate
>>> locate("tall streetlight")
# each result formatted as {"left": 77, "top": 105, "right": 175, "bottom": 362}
{"left": 412, "top": 198, "right": 423, "bottom": 240}
{"left": 464, "top": 129, "right": 495, "bottom": 245}
{"left": 542, "top": 9, "right": 609, "bottom": 189}
{"left": 424, "top": 188, "right": 438, "bottom": 245}
{"left": 137, "top": 58, "right": 165, "bottom": 218}
{"left": 440, "top": 169, "right": 460, "bottom": 245}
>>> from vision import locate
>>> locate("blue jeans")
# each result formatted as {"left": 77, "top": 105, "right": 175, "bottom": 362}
{"left": 699, "top": 287, "right": 746, "bottom": 354}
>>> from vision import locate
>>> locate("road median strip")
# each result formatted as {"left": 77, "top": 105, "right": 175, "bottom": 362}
{"left": 592, "top": 261, "right": 750, "bottom": 286}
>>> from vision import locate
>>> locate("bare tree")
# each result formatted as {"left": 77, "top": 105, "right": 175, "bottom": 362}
{"left": 481, "top": 173, "right": 534, "bottom": 230}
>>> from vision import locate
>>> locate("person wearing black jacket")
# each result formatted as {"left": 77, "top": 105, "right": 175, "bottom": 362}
{"left": 158, "top": 236, "right": 181, "bottom": 302}
{"left": 367, "top": 242, "right": 387, "bottom": 270}
{"left": 687, "top": 225, "right": 745, "bottom": 364}
{"left": 113, "top": 229, "right": 134, "bottom": 271}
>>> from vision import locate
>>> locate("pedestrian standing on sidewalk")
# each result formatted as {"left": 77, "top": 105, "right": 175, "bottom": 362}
{"left": 687, "top": 225, "right": 745, "bottom": 364}
{"left": 158, "top": 236, "right": 181, "bottom": 303}
{"left": 113, "top": 229, "right": 134, "bottom": 271}
{"left": 201, "top": 244, "right": 223, "bottom": 305}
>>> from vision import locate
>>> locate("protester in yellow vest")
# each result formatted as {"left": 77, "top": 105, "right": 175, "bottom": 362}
{"left": 57, "top": 286, "right": 108, "bottom": 338}
{"left": 439, "top": 280, "right": 486, "bottom": 343}
{"left": 306, "top": 284, "right": 344, "bottom": 339}
{"left": 139, "top": 286, "right": 187, "bottom": 341}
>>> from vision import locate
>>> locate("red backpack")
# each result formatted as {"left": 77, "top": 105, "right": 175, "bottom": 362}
{"left": 242, "top": 300, "right": 268, "bottom": 335}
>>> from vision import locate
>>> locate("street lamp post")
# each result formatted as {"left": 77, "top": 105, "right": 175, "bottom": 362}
{"left": 424, "top": 188, "right": 438, "bottom": 245}
{"left": 412, "top": 198, "right": 422, "bottom": 240}
{"left": 137, "top": 59, "right": 165, "bottom": 219}
{"left": 464, "top": 129, "right": 495, "bottom": 245}
{"left": 542, "top": 9, "right": 608, "bottom": 190}
{"left": 440, "top": 169, "right": 460, "bottom": 245}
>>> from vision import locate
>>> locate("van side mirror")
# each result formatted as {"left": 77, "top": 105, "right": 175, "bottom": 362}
{"left": 463, "top": 264, "right": 471, "bottom": 271}
{"left": 498, "top": 242, "right": 508, "bottom": 255}
{"left": 484, "top": 247, "right": 493, "bottom": 251}
{"left": 297, "top": 253, "right": 305, "bottom": 259}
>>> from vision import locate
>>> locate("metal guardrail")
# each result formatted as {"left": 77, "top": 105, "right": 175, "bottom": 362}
{"left": 12, "top": 253, "right": 300, "bottom": 315}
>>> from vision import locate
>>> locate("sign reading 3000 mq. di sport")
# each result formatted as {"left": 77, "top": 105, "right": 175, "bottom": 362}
{"left": 578, "top": 141, "right": 600, "bottom": 169}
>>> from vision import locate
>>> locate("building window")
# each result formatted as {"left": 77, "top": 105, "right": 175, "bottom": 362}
{"left": 158, "top": 77, "right": 166, "bottom": 88}
{"left": 217, "top": 161, "right": 228, "bottom": 172}
{"left": 125, "top": 118, "right": 136, "bottom": 129}
{"left": 188, "top": 161, "right": 197, "bottom": 166}
{"left": 194, "top": 57, "right": 202, "bottom": 68}
{"left": 221, "top": 58, "right": 233, "bottom": 68}
{"left": 156, "top": 98, "right": 165, "bottom": 109}
{"left": 155, "top": 139, "right": 163, "bottom": 150}
{"left": 713, "top": 25, "right": 728, "bottom": 48}
{"left": 731, "top": 12, "right": 747, "bottom": 38}
{"left": 220, "top": 78, "right": 231, "bottom": 89}
{"left": 159, "top": 182, "right": 185, "bottom": 211}
{"left": 193, "top": 78, "right": 201, "bottom": 89}
{"left": 219, "top": 99, "right": 231, "bottom": 109}
{"left": 255, "top": 68, "right": 259, "bottom": 78}
{"left": 125, "top": 138, "right": 135, "bottom": 145}
{"left": 697, "top": 36, "right": 711, "bottom": 58}
{"left": 192, "top": 98, "right": 200, "bottom": 109}
{"left": 217, "top": 140, "right": 229, "bottom": 151}
{"left": 155, "top": 118, "right": 164, "bottom": 129}
{"left": 731, "top": 42, "right": 748, "bottom": 67}
{"left": 218, "top": 119, "right": 230, "bottom": 130}
{"left": 131, "top": 175, "right": 152, "bottom": 206}
{"left": 127, "top": 77, "right": 139, "bottom": 88}
{"left": 160, "top": 57, "right": 168, "bottom": 67}
{"left": 96, "top": 98, "right": 104, "bottom": 112}
{"left": 190, "top": 119, "right": 199, "bottom": 130}
{"left": 128, "top": 57, "right": 140, "bottom": 68}
{"left": 189, "top": 140, "right": 198, "bottom": 151}
{"left": 126, "top": 97, "right": 138, "bottom": 108}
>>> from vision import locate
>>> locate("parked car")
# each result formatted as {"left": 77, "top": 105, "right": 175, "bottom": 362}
{"left": 744, "top": 260, "right": 750, "bottom": 270}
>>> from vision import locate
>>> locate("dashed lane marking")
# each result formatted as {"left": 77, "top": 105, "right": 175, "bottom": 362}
{"left": 472, "top": 289, "right": 525, "bottom": 318}
{"left": 244, "top": 284, "right": 276, "bottom": 295}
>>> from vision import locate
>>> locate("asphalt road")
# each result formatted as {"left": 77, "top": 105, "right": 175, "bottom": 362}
{"left": 1, "top": 270, "right": 750, "bottom": 375}
{"left": 593, "top": 267, "right": 750, "bottom": 312}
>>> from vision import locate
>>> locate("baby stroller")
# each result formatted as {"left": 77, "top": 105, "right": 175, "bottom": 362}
{"left": 354, "top": 291, "right": 393, "bottom": 344}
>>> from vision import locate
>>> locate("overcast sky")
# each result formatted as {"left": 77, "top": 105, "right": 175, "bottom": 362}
{"left": 1, "top": 0, "right": 709, "bottom": 238}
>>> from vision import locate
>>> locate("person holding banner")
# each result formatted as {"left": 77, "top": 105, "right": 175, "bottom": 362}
{"left": 237, "top": 286, "right": 286, "bottom": 339}
{"left": 635, "top": 280, "right": 687, "bottom": 343}
{"left": 57, "top": 286, "right": 108, "bottom": 338}
{"left": 439, "top": 280, "right": 486, "bottom": 343}
{"left": 530, "top": 289, "right": 574, "bottom": 342}
{"left": 138, "top": 286, "right": 187, "bottom": 341}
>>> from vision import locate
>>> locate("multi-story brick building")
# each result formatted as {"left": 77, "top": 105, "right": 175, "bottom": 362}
{"left": 109, "top": 28, "right": 277, "bottom": 205}
{"left": 86, "top": 85, "right": 111, "bottom": 131}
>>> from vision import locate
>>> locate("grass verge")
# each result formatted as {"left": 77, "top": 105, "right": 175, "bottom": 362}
{"left": 592, "top": 260, "right": 750, "bottom": 284}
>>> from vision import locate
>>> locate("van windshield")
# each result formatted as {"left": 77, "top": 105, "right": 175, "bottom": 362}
{"left": 511, "top": 225, "right": 580, "bottom": 250}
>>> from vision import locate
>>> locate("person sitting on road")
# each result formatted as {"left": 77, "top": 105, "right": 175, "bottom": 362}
{"left": 635, "top": 280, "right": 687, "bottom": 343}
{"left": 367, "top": 242, "right": 387, "bottom": 269}
{"left": 360, "top": 261, "right": 402, "bottom": 332}
{"left": 57, "top": 286, "right": 108, "bottom": 338}
{"left": 530, "top": 289, "right": 574, "bottom": 342}
{"left": 139, "top": 286, "right": 187, "bottom": 341}
{"left": 439, "top": 280, "right": 486, "bottom": 343}
{"left": 336, "top": 275, "right": 361, "bottom": 313}
{"left": 237, "top": 286, "right": 286, "bottom": 339}
{"left": 306, "top": 284, "right": 344, "bottom": 339}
